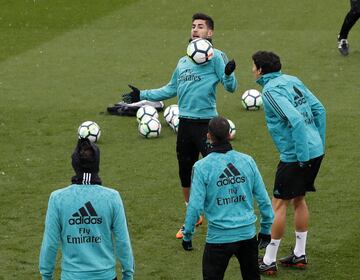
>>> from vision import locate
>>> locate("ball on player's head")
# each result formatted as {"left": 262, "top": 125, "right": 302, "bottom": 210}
{"left": 138, "top": 117, "right": 161, "bottom": 138}
{"left": 227, "top": 119, "right": 236, "bottom": 141}
{"left": 164, "top": 104, "right": 179, "bottom": 126}
{"left": 78, "top": 121, "right": 101, "bottom": 143}
{"left": 136, "top": 105, "right": 159, "bottom": 123}
{"left": 241, "top": 89, "right": 263, "bottom": 111}
{"left": 187, "top": 38, "right": 214, "bottom": 65}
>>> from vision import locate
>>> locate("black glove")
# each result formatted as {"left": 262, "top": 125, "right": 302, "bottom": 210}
{"left": 122, "top": 84, "right": 140, "bottom": 104}
{"left": 224, "top": 59, "right": 236, "bottom": 75}
{"left": 258, "top": 233, "right": 271, "bottom": 250}
{"left": 299, "top": 161, "right": 311, "bottom": 168}
{"left": 182, "top": 240, "right": 193, "bottom": 251}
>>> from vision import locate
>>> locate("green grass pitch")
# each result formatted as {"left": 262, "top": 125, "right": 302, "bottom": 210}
{"left": 0, "top": 0, "right": 359, "bottom": 279}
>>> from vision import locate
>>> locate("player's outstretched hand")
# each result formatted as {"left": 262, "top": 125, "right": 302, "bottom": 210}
{"left": 122, "top": 84, "right": 140, "bottom": 104}
{"left": 258, "top": 233, "right": 271, "bottom": 250}
{"left": 182, "top": 239, "right": 193, "bottom": 251}
{"left": 225, "top": 59, "right": 236, "bottom": 75}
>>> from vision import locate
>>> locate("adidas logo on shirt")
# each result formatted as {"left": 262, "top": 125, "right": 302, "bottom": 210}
{"left": 68, "top": 201, "right": 102, "bottom": 225}
{"left": 293, "top": 86, "right": 307, "bottom": 107}
{"left": 216, "top": 163, "right": 245, "bottom": 187}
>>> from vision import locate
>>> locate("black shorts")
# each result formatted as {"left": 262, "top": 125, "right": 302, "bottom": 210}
{"left": 273, "top": 155, "right": 324, "bottom": 200}
{"left": 202, "top": 236, "right": 260, "bottom": 280}
{"left": 176, "top": 118, "right": 210, "bottom": 188}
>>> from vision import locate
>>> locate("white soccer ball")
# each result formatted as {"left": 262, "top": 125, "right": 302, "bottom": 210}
{"left": 158, "top": 101, "right": 165, "bottom": 109}
{"left": 227, "top": 119, "right": 236, "bottom": 140}
{"left": 138, "top": 117, "right": 161, "bottom": 138}
{"left": 164, "top": 104, "right": 179, "bottom": 126}
{"left": 78, "top": 121, "right": 101, "bottom": 143}
{"left": 241, "top": 89, "right": 263, "bottom": 111}
{"left": 187, "top": 38, "right": 214, "bottom": 65}
{"left": 171, "top": 115, "right": 180, "bottom": 133}
{"left": 163, "top": 106, "right": 172, "bottom": 124}
{"left": 136, "top": 105, "right": 159, "bottom": 123}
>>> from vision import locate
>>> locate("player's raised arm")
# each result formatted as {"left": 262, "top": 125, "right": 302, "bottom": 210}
{"left": 214, "top": 50, "right": 237, "bottom": 92}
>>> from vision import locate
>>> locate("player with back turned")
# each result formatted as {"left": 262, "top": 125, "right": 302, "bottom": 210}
{"left": 122, "top": 13, "right": 238, "bottom": 238}
{"left": 181, "top": 116, "right": 274, "bottom": 280}
{"left": 252, "top": 51, "right": 326, "bottom": 275}
{"left": 39, "top": 138, "right": 134, "bottom": 280}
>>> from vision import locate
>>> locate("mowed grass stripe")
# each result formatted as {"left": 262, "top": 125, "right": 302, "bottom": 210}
{"left": 0, "top": 0, "right": 139, "bottom": 62}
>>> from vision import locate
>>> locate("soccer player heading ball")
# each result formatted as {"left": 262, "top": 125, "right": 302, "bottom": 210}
{"left": 122, "top": 13, "right": 238, "bottom": 238}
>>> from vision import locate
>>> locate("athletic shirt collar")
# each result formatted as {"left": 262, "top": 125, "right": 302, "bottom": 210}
{"left": 207, "top": 141, "right": 232, "bottom": 154}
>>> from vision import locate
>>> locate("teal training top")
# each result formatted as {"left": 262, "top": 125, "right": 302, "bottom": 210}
{"left": 39, "top": 184, "right": 134, "bottom": 280}
{"left": 183, "top": 150, "right": 274, "bottom": 243}
{"left": 256, "top": 72, "right": 326, "bottom": 162}
{"left": 140, "top": 49, "right": 237, "bottom": 119}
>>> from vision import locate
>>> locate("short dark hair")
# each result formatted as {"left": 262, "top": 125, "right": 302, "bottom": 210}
{"left": 72, "top": 138, "right": 100, "bottom": 173}
{"left": 252, "top": 51, "right": 282, "bottom": 74}
{"left": 208, "top": 116, "right": 230, "bottom": 142}
{"left": 79, "top": 142, "right": 95, "bottom": 161}
{"left": 192, "top": 13, "right": 214, "bottom": 30}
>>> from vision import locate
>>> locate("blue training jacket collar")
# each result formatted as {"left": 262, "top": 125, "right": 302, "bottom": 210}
{"left": 207, "top": 141, "right": 232, "bottom": 154}
{"left": 71, "top": 173, "right": 102, "bottom": 185}
{"left": 256, "top": 71, "right": 282, "bottom": 87}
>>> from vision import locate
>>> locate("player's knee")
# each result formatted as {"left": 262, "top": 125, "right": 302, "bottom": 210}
{"left": 272, "top": 198, "right": 290, "bottom": 212}
{"left": 292, "top": 196, "right": 306, "bottom": 207}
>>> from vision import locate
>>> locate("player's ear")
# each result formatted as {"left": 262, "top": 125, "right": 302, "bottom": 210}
{"left": 207, "top": 132, "right": 215, "bottom": 143}
{"left": 207, "top": 29, "right": 213, "bottom": 38}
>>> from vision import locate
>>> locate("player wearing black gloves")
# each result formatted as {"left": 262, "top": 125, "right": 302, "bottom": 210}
{"left": 224, "top": 59, "right": 236, "bottom": 76}
{"left": 122, "top": 60, "right": 236, "bottom": 103}
{"left": 181, "top": 117, "right": 273, "bottom": 280}
{"left": 122, "top": 13, "right": 238, "bottom": 239}
{"left": 182, "top": 239, "right": 193, "bottom": 251}
{"left": 122, "top": 85, "right": 140, "bottom": 104}
{"left": 257, "top": 232, "right": 271, "bottom": 250}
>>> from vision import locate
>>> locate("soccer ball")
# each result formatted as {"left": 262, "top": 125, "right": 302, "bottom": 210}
{"left": 164, "top": 104, "right": 179, "bottom": 126}
{"left": 241, "top": 89, "right": 263, "bottom": 111}
{"left": 138, "top": 117, "right": 161, "bottom": 138}
{"left": 187, "top": 38, "right": 214, "bottom": 65}
{"left": 227, "top": 119, "right": 236, "bottom": 140}
{"left": 136, "top": 105, "right": 159, "bottom": 123}
{"left": 78, "top": 121, "right": 101, "bottom": 143}
{"left": 171, "top": 115, "right": 180, "bottom": 133}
